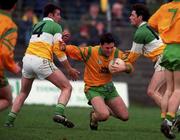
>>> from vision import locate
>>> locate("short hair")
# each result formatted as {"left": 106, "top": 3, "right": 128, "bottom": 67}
{"left": 100, "top": 33, "right": 115, "bottom": 45}
{"left": 132, "top": 4, "right": 150, "bottom": 21}
{"left": 43, "top": 3, "right": 60, "bottom": 17}
{"left": 0, "top": 0, "right": 18, "bottom": 10}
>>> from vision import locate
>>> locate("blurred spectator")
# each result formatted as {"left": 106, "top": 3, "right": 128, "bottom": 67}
{"left": 81, "top": 3, "right": 105, "bottom": 27}
{"left": 111, "top": 2, "right": 129, "bottom": 27}
{"left": 34, "top": 0, "right": 49, "bottom": 18}
{"left": 22, "top": 7, "right": 38, "bottom": 25}
{"left": 128, "top": 0, "right": 146, "bottom": 4}
{"left": 90, "top": 21, "right": 106, "bottom": 45}
{"left": 22, "top": 0, "right": 35, "bottom": 8}
{"left": 95, "top": 21, "right": 106, "bottom": 36}
{"left": 70, "top": 25, "right": 91, "bottom": 47}
{"left": 146, "top": 0, "right": 163, "bottom": 14}
{"left": 65, "top": 0, "right": 87, "bottom": 20}
{"left": 22, "top": 7, "right": 38, "bottom": 45}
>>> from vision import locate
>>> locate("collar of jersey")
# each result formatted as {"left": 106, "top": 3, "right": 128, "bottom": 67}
{"left": 138, "top": 21, "right": 147, "bottom": 28}
{"left": 0, "top": 9, "right": 11, "bottom": 18}
{"left": 43, "top": 17, "right": 54, "bottom": 21}
{"left": 98, "top": 46, "right": 109, "bottom": 59}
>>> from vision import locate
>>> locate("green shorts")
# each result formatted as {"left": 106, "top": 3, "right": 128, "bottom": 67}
{"left": 85, "top": 82, "right": 119, "bottom": 103}
{"left": 160, "top": 44, "right": 180, "bottom": 71}
{"left": 0, "top": 75, "right": 9, "bottom": 88}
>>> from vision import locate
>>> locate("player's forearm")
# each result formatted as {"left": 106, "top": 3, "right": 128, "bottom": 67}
{"left": 60, "top": 59, "right": 73, "bottom": 71}
{"left": 126, "top": 52, "right": 140, "bottom": 65}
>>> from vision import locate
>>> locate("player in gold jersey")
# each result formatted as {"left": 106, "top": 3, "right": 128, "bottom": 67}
{"left": 149, "top": 0, "right": 180, "bottom": 138}
{"left": 61, "top": 33, "right": 133, "bottom": 130}
{"left": 0, "top": 0, "right": 21, "bottom": 111}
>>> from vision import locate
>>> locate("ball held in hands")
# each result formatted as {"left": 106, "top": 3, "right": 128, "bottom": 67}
{"left": 108, "top": 58, "right": 125, "bottom": 73}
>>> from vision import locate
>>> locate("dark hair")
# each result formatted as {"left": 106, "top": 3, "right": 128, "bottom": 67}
{"left": 43, "top": 3, "right": 60, "bottom": 17}
{"left": 0, "top": 0, "right": 17, "bottom": 10}
{"left": 132, "top": 4, "right": 150, "bottom": 21}
{"left": 100, "top": 33, "right": 115, "bottom": 45}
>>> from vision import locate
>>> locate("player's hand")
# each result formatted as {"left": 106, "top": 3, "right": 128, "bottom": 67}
{"left": 13, "top": 62, "right": 21, "bottom": 75}
{"left": 67, "top": 67, "right": 80, "bottom": 81}
{"left": 59, "top": 41, "right": 66, "bottom": 51}
{"left": 62, "top": 31, "right": 71, "bottom": 43}
{"left": 110, "top": 62, "right": 126, "bottom": 74}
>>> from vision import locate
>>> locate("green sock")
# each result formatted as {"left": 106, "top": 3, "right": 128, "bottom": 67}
{"left": 166, "top": 113, "right": 174, "bottom": 122}
{"left": 161, "top": 112, "right": 166, "bottom": 120}
{"left": 176, "top": 110, "right": 180, "bottom": 117}
{"left": 54, "top": 103, "right": 65, "bottom": 116}
{"left": 6, "top": 112, "right": 17, "bottom": 124}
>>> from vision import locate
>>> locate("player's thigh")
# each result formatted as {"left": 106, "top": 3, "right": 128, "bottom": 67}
{"left": 0, "top": 85, "right": 12, "bottom": 101}
{"left": 46, "top": 69, "right": 71, "bottom": 89}
{"left": 106, "top": 96, "right": 128, "bottom": 118}
{"left": 148, "top": 71, "right": 166, "bottom": 92}
{"left": 22, "top": 55, "right": 36, "bottom": 79}
{"left": 91, "top": 96, "right": 109, "bottom": 115}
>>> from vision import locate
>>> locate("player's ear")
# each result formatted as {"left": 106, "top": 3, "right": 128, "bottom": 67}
{"left": 48, "top": 13, "right": 53, "bottom": 18}
{"left": 139, "top": 15, "right": 143, "bottom": 21}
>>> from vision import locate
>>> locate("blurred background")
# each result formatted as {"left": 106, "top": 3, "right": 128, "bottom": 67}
{"left": 10, "top": 0, "right": 168, "bottom": 106}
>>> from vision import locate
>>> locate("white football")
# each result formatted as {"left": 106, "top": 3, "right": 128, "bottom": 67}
{"left": 108, "top": 58, "right": 125, "bottom": 73}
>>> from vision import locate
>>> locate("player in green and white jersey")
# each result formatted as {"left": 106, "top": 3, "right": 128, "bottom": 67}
{"left": 127, "top": 4, "right": 166, "bottom": 112}
{"left": 5, "top": 4, "right": 80, "bottom": 128}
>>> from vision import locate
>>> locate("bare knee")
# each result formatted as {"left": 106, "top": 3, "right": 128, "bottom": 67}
{"left": 97, "top": 111, "right": 110, "bottom": 121}
{"left": 147, "top": 89, "right": 154, "bottom": 98}
{"left": 120, "top": 113, "right": 129, "bottom": 121}
{"left": 4, "top": 98, "right": 12, "bottom": 107}
{"left": 116, "top": 110, "right": 129, "bottom": 121}
{"left": 61, "top": 82, "right": 72, "bottom": 92}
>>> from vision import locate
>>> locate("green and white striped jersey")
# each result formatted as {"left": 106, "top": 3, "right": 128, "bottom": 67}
{"left": 128, "top": 22, "right": 165, "bottom": 64}
{"left": 26, "top": 17, "right": 66, "bottom": 61}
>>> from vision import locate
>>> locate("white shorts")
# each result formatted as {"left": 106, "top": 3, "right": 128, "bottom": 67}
{"left": 22, "top": 54, "right": 58, "bottom": 79}
{"left": 154, "top": 54, "right": 165, "bottom": 72}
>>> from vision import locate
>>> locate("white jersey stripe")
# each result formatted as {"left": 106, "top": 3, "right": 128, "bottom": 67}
{"left": 30, "top": 32, "right": 54, "bottom": 45}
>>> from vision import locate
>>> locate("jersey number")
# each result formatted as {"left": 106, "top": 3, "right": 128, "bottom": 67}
{"left": 168, "top": 8, "right": 178, "bottom": 23}
{"left": 32, "top": 23, "right": 46, "bottom": 37}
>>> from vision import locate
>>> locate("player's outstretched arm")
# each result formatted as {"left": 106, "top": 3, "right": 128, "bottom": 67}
{"left": 61, "top": 59, "right": 80, "bottom": 81}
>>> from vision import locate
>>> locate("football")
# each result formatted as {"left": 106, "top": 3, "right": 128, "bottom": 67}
{"left": 108, "top": 58, "right": 125, "bottom": 73}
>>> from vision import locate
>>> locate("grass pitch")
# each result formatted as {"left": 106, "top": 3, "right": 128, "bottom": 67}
{"left": 0, "top": 105, "right": 179, "bottom": 140}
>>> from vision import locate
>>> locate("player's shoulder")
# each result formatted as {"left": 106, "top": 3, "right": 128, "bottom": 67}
{"left": 0, "top": 14, "right": 17, "bottom": 29}
{"left": 134, "top": 23, "right": 153, "bottom": 42}
{"left": 159, "top": 2, "right": 173, "bottom": 10}
{"left": 37, "top": 20, "right": 62, "bottom": 34}
{"left": 136, "top": 23, "right": 149, "bottom": 35}
{"left": 93, "top": 45, "right": 100, "bottom": 49}
{"left": 42, "top": 20, "right": 60, "bottom": 28}
{"left": 48, "top": 21, "right": 62, "bottom": 33}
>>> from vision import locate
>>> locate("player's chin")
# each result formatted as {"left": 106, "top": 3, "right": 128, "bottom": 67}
{"left": 105, "top": 53, "right": 111, "bottom": 57}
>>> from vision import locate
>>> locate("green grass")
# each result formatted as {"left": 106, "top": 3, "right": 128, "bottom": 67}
{"left": 0, "top": 105, "right": 179, "bottom": 140}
